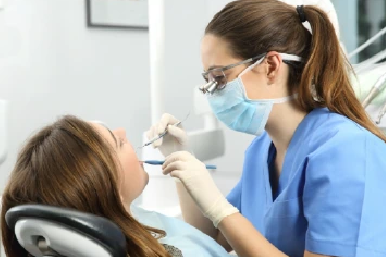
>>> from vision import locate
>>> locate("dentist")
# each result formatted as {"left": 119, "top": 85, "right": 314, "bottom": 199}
{"left": 147, "top": 1, "right": 386, "bottom": 257}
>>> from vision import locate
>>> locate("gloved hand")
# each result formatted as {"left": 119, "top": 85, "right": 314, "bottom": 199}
{"left": 146, "top": 113, "right": 190, "bottom": 158}
{"left": 162, "top": 151, "right": 239, "bottom": 227}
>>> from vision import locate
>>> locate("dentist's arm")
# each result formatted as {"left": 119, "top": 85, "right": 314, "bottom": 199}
{"left": 217, "top": 213, "right": 328, "bottom": 257}
{"left": 176, "top": 181, "right": 215, "bottom": 236}
{"left": 217, "top": 213, "right": 286, "bottom": 257}
{"left": 162, "top": 151, "right": 289, "bottom": 257}
{"left": 146, "top": 114, "right": 231, "bottom": 250}
{"left": 176, "top": 180, "right": 232, "bottom": 251}
{"left": 164, "top": 152, "right": 332, "bottom": 257}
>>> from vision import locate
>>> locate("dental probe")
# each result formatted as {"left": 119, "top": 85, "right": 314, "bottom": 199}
{"left": 143, "top": 160, "right": 217, "bottom": 170}
{"left": 139, "top": 112, "right": 190, "bottom": 149}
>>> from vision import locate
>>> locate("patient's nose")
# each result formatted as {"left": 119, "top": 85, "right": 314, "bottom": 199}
{"left": 114, "top": 127, "right": 127, "bottom": 138}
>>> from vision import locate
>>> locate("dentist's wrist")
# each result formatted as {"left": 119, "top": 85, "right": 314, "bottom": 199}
{"left": 204, "top": 195, "right": 239, "bottom": 228}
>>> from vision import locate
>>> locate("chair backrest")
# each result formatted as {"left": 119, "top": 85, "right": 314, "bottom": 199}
{"left": 5, "top": 205, "right": 127, "bottom": 257}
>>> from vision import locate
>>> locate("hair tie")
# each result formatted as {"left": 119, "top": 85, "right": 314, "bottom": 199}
{"left": 296, "top": 5, "right": 306, "bottom": 23}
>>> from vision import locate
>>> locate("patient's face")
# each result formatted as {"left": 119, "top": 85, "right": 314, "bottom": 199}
{"left": 91, "top": 123, "right": 149, "bottom": 204}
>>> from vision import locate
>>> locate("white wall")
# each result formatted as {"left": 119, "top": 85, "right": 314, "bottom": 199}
{"left": 0, "top": 1, "right": 151, "bottom": 254}
{"left": 0, "top": 0, "right": 249, "bottom": 192}
{"left": 0, "top": 0, "right": 151, "bottom": 192}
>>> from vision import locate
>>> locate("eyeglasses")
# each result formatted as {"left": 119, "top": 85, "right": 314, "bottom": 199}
{"left": 200, "top": 53, "right": 266, "bottom": 94}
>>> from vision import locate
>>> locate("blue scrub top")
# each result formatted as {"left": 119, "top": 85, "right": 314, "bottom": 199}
{"left": 227, "top": 108, "right": 386, "bottom": 257}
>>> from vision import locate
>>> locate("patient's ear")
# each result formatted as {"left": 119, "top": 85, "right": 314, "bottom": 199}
{"left": 120, "top": 195, "right": 128, "bottom": 206}
{"left": 119, "top": 195, "right": 125, "bottom": 206}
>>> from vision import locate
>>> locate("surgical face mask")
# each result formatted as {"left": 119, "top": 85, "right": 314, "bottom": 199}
{"left": 206, "top": 53, "right": 301, "bottom": 136}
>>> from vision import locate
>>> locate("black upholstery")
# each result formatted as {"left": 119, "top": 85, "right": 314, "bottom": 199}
{"left": 5, "top": 205, "right": 127, "bottom": 257}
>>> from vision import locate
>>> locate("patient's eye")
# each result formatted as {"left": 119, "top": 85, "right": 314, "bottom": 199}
{"left": 119, "top": 138, "right": 126, "bottom": 147}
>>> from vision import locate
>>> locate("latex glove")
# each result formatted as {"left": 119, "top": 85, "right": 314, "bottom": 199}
{"left": 146, "top": 113, "right": 190, "bottom": 158}
{"left": 162, "top": 151, "right": 239, "bottom": 227}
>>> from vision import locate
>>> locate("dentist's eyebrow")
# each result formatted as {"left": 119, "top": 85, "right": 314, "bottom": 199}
{"left": 206, "top": 65, "right": 225, "bottom": 72}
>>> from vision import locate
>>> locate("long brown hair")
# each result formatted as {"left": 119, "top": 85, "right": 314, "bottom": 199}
{"left": 205, "top": 0, "right": 386, "bottom": 142}
{"left": 1, "top": 115, "right": 171, "bottom": 257}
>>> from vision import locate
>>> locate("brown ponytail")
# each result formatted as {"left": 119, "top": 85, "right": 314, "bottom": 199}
{"left": 205, "top": 0, "right": 386, "bottom": 142}
{"left": 299, "top": 5, "right": 386, "bottom": 142}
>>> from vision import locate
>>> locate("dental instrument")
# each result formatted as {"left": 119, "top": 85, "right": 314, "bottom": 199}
{"left": 143, "top": 160, "right": 217, "bottom": 170}
{"left": 361, "top": 72, "right": 386, "bottom": 109}
{"left": 140, "top": 86, "right": 226, "bottom": 216}
{"left": 139, "top": 112, "right": 190, "bottom": 149}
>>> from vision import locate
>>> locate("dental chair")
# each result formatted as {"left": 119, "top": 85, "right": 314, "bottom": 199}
{"left": 5, "top": 205, "right": 127, "bottom": 257}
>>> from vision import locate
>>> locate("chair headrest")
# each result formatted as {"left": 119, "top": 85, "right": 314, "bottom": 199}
{"left": 6, "top": 205, "right": 127, "bottom": 257}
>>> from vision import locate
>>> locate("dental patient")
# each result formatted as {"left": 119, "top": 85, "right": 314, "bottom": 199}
{"left": 1, "top": 115, "right": 231, "bottom": 257}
